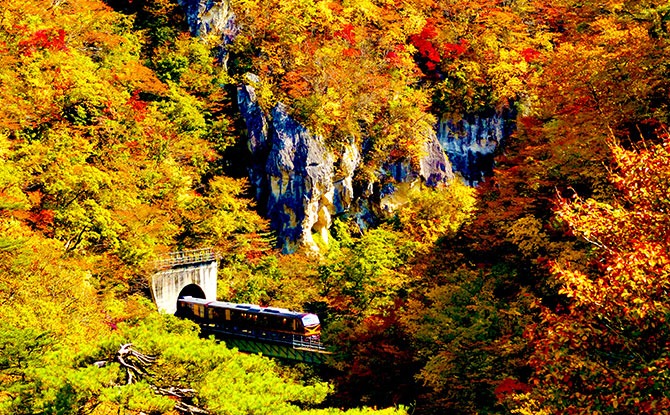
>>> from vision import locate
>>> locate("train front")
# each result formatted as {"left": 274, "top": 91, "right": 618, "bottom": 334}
{"left": 301, "top": 313, "right": 321, "bottom": 338}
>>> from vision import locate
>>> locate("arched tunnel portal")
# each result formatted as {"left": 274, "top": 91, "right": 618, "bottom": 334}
{"left": 178, "top": 283, "right": 207, "bottom": 300}
{"left": 151, "top": 254, "right": 217, "bottom": 315}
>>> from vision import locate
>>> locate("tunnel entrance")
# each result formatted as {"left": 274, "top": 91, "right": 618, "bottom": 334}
{"left": 177, "top": 284, "right": 206, "bottom": 300}
{"left": 175, "top": 284, "right": 207, "bottom": 317}
{"left": 151, "top": 249, "right": 217, "bottom": 314}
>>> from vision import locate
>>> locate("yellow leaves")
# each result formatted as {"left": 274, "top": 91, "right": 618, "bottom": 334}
{"left": 244, "top": 73, "right": 278, "bottom": 114}
{"left": 395, "top": 179, "right": 476, "bottom": 247}
{"left": 396, "top": 6, "right": 428, "bottom": 37}
{"left": 316, "top": 1, "right": 339, "bottom": 26}
{"left": 487, "top": 49, "right": 529, "bottom": 103}
{"left": 341, "top": 0, "right": 382, "bottom": 25}
{"left": 509, "top": 392, "right": 552, "bottom": 415}
{"left": 323, "top": 87, "right": 343, "bottom": 118}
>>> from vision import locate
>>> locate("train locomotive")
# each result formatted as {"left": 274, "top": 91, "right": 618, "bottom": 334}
{"left": 176, "top": 296, "right": 321, "bottom": 345}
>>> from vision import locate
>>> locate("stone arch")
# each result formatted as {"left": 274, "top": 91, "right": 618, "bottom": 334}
{"left": 151, "top": 260, "right": 217, "bottom": 315}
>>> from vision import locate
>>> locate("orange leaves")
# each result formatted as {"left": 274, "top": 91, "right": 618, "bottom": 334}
{"left": 522, "top": 136, "right": 670, "bottom": 413}
{"left": 113, "top": 61, "right": 168, "bottom": 97}
{"left": 27, "top": 209, "right": 55, "bottom": 233}
{"left": 342, "top": 47, "right": 361, "bottom": 57}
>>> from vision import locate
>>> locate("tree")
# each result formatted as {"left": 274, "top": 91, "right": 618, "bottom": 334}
{"left": 393, "top": 181, "right": 476, "bottom": 248}
{"left": 518, "top": 135, "right": 670, "bottom": 414}
{"left": 401, "top": 269, "right": 533, "bottom": 414}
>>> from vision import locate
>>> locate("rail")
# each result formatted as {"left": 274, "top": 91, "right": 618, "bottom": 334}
{"left": 292, "top": 335, "right": 327, "bottom": 352}
{"left": 154, "top": 248, "right": 216, "bottom": 270}
{"left": 201, "top": 325, "right": 327, "bottom": 352}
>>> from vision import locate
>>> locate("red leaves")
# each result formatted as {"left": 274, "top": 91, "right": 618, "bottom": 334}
{"left": 127, "top": 90, "right": 148, "bottom": 121}
{"left": 442, "top": 39, "right": 469, "bottom": 59}
{"left": 520, "top": 47, "right": 541, "bottom": 63}
{"left": 385, "top": 44, "right": 405, "bottom": 67}
{"left": 19, "top": 28, "right": 67, "bottom": 56}
{"left": 334, "top": 23, "right": 356, "bottom": 45}
{"left": 410, "top": 35, "right": 440, "bottom": 65}
{"left": 417, "top": 21, "right": 438, "bottom": 40}
{"left": 410, "top": 21, "right": 470, "bottom": 74}
{"left": 410, "top": 21, "right": 442, "bottom": 67}
{"left": 335, "top": 24, "right": 361, "bottom": 58}
{"left": 494, "top": 378, "right": 531, "bottom": 400}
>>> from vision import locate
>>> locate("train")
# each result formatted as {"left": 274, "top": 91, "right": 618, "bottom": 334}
{"left": 176, "top": 296, "right": 322, "bottom": 345}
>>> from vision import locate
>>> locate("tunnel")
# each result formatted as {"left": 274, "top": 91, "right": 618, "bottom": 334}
{"left": 177, "top": 283, "right": 206, "bottom": 300}
{"left": 174, "top": 284, "right": 207, "bottom": 317}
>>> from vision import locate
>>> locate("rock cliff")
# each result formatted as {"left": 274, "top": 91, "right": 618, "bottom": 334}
{"left": 175, "top": 0, "right": 515, "bottom": 250}
{"left": 175, "top": 0, "right": 238, "bottom": 66}
{"left": 238, "top": 77, "right": 453, "bottom": 252}
{"left": 436, "top": 109, "right": 516, "bottom": 185}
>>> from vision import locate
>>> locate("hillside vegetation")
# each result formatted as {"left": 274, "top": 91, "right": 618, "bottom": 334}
{"left": 1, "top": 0, "right": 669, "bottom": 414}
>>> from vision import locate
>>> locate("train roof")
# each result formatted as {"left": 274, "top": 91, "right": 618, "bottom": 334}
{"left": 210, "top": 301, "right": 306, "bottom": 318}
{"left": 179, "top": 296, "right": 317, "bottom": 320}
{"left": 178, "top": 296, "right": 211, "bottom": 305}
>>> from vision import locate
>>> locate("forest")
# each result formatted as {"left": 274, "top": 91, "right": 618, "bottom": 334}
{"left": 0, "top": 0, "right": 669, "bottom": 413}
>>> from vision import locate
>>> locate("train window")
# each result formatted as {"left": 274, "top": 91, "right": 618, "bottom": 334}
{"left": 225, "top": 309, "right": 231, "bottom": 321}
{"left": 210, "top": 308, "right": 224, "bottom": 321}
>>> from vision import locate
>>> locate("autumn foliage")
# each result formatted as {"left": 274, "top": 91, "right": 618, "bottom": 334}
{"left": 520, "top": 136, "right": 670, "bottom": 414}
{"left": 1, "top": 0, "right": 670, "bottom": 414}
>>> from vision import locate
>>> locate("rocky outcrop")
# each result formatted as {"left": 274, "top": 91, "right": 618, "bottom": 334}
{"left": 176, "top": 0, "right": 238, "bottom": 65}
{"left": 437, "top": 109, "right": 515, "bottom": 185}
{"left": 238, "top": 78, "right": 340, "bottom": 252}
{"left": 176, "top": 0, "right": 237, "bottom": 38}
{"left": 265, "top": 103, "right": 335, "bottom": 251}
{"left": 238, "top": 77, "right": 453, "bottom": 252}
{"left": 377, "top": 130, "right": 454, "bottom": 213}
{"left": 176, "top": 0, "right": 515, "bottom": 251}
{"left": 237, "top": 74, "right": 270, "bottom": 203}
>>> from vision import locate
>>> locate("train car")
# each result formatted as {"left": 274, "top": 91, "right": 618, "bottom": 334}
{"left": 176, "top": 296, "right": 321, "bottom": 344}
{"left": 175, "top": 296, "right": 210, "bottom": 323}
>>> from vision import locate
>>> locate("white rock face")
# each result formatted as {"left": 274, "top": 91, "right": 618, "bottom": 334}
{"left": 238, "top": 78, "right": 457, "bottom": 251}
{"left": 238, "top": 81, "right": 347, "bottom": 252}
{"left": 176, "top": 0, "right": 238, "bottom": 67}
{"left": 266, "top": 103, "right": 336, "bottom": 252}
{"left": 436, "top": 110, "right": 515, "bottom": 185}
